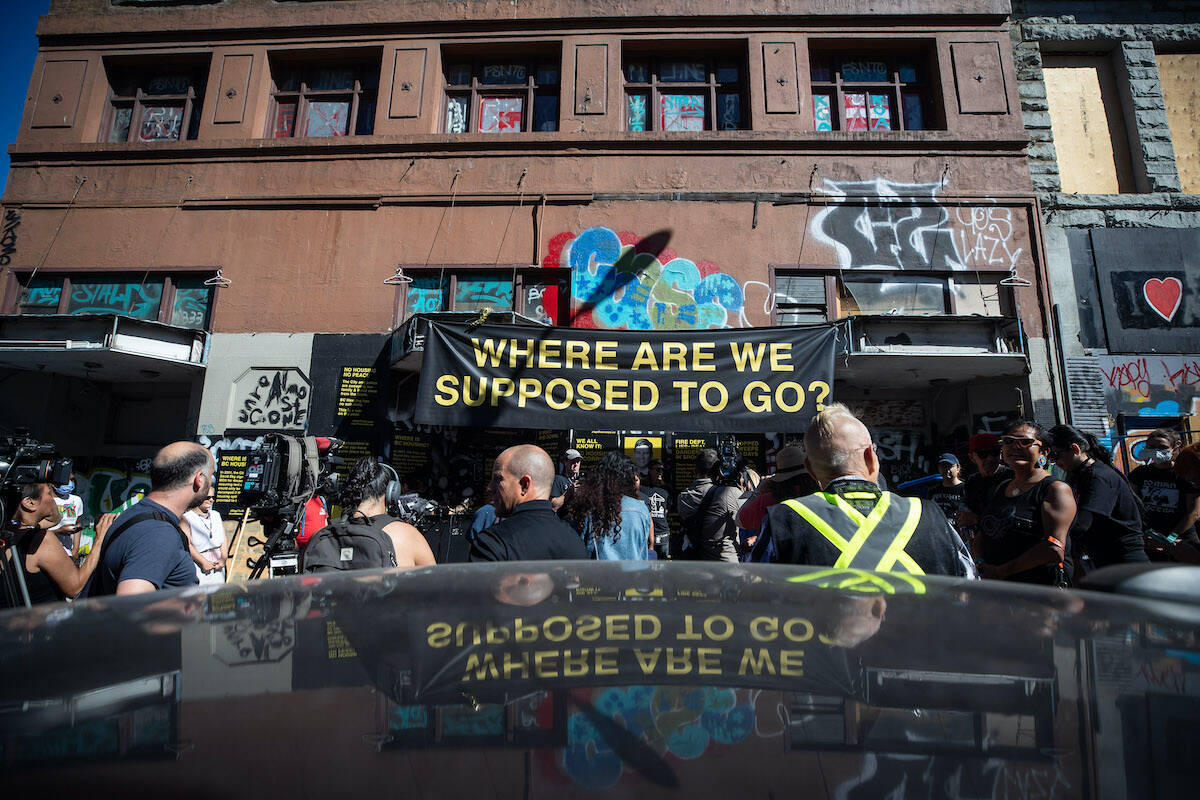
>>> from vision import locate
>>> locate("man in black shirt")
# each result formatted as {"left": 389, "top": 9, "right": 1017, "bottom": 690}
{"left": 927, "top": 453, "right": 967, "bottom": 525}
{"left": 960, "top": 434, "right": 1012, "bottom": 528}
{"left": 1129, "top": 430, "right": 1200, "bottom": 548}
{"left": 549, "top": 448, "right": 582, "bottom": 512}
{"left": 639, "top": 459, "right": 673, "bottom": 557}
{"left": 470, "top": 445, "right": 588, "bottom": 562}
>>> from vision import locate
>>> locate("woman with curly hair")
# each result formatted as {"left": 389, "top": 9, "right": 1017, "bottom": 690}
{"left": 336, "top": 457, "right": 436, "bottom": 567}
{"left": 564, "top": 452, "right": 652, "bottom": 560}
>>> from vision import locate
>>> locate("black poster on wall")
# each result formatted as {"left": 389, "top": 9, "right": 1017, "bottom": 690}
{"left": 307, "top": 333, "right": 392, "bottom": 451}
{"left": 1090, "top": 228, "right": 1200, "bottom": 354}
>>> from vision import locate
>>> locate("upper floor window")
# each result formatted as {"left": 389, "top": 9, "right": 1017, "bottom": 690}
{"left": 835, "top": 274, "right": 1010, "bottom": 317}
{"left": 269, "top": 58, "right": 380, "bottom": 138}
{"left": 809, "top": 51, "right": 937, "bottom": 132}
{"left": 622, "top": 55, "right": 747, "bottom": 131}
{"left": 103, "top": 63, "right": 208, "bottom": 143}
{"left": 1043, "top": 54, "right": 1135, "bottom": 193}
{"left": 443, "top": 57, "right": 560, "bottom": 133}
{"left": 399, "top": 268, "right": 567, "bottom": 325}
{"left": 14, "top": 273, "right": 216, "bottom": 330}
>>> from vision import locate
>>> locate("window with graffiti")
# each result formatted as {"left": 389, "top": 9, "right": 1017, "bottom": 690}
{"left": 442, "top": 53, "right": 560, "bottom": 133}
{"left": 102, "top": 62, "right": 208, "bottom": 143}
{"left": 809, "top": 50, "right": 939, "bottom": 132}
{"left": 11, "top": 273, "right": 216, "bottom": 330}
{"left": 623, "top": 53, "right": 747, "bottom": 132}
{"left": 268, "top": 56, "right": 380, "bottom": 138}
{"left": 398, "top": 268, "right": 567, "bottom": 324}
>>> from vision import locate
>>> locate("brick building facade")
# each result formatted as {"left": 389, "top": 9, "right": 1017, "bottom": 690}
{"left": 0, "top": 0, "right": 1059, "bottom": 509}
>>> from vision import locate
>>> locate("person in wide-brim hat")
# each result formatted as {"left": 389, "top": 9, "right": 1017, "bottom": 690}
{"left": 737, "top": 444, "right": 814, "bottom": 543}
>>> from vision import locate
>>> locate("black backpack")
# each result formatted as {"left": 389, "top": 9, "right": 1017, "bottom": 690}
{"left": 301, "top": 513, "right": 398, "bottom": 573}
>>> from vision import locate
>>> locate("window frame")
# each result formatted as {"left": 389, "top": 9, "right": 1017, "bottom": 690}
{"left": 267, "top": 58, "right": 381, "bottom": 139}
{"left": 8, "top": 270, "right": 221, "bottom": 331}
{"left": 768, "top": 267, "right": 1013, "bottom": 322}
{"left": 441, "top": 56, "right": 561, "bottom": 134}
{"left": 101, "top": 64, "right": 208, "bottom": 144}
{"left": 621, "top": 53, "right": 748, "bottom": 132}
{"left": 394, "top": 266, "right": 570, "bottom": 325}
{"left": 808, "top": 49, "right": 939, "bottom": 132}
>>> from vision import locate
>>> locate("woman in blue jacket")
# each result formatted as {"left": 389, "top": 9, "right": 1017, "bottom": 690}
{"left": 564, "top": 452, "right": 652, "bottom": 560}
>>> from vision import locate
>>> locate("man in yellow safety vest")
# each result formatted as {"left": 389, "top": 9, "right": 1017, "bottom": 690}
{"left": 751, "top": 404, "right": 977, "bottom": 578}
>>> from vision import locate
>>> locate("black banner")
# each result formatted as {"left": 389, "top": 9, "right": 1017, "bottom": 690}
{"left": 409, "top": 602, "right": 857, "bottom": 702}
{"left": 415, "top": 322, "right": 839, "bottom": 432}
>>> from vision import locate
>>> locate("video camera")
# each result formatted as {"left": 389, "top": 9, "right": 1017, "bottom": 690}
{"left": 0, "top": 430, "right": 72, "bottom": 608}
{"left": 239, "top": 434, "right": 341, "bottom": 514}
{"left": 715, "top": 436, "right": 748, "bottom": 487}
{"left": 237, "top": 434, "right": 341, "bottom": 579}
{"left": 0, "top": 430, "right": 72, "bottom": 492}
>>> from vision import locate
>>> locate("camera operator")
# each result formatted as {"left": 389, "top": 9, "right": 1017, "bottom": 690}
{"left": 677, "top": 448, "right": 745, "bottom": 562}
{"left": 83, "top": 442, "right": 212, "bottom": 597}
{"left": 308, "top": 457, "right": 436, "bottom": 569}
{"left": 3, "top": 481, "right": 111, "bottom": 606}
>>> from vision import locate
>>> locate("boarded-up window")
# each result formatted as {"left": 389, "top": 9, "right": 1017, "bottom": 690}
{"left": 1156, "top": 52, "right": 1200, "bottom": 194}
{"left": 1043, "top": 55, "right": 1135, "bottom": 194}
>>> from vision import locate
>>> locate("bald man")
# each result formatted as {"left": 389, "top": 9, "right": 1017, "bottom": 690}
{"left": 470, "top": 445, "right": 588, "bottom": 562}
{"left": 83, "top": 442, "right": 214, "bottom": 597}
{"left": 752, "top": 404, "right": 975, "bottom": 578}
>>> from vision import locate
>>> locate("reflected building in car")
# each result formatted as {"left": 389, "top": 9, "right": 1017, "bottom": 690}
{"left": 2, "top": 563, "right": 1197, "bottom": 797}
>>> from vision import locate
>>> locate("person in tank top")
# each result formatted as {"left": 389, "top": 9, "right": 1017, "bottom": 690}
{"left": 976, "top": 421, "right": 1076, "bottom": 585}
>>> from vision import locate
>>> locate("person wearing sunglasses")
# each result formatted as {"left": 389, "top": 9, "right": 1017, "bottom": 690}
{"left": 958, "top": 434, "right": 1012, "bottom": 532}
{"left": 1128, "top": 429, "right": 1200, "bottom": 560}
{"left": 975, "top": 421, "right": 1076, "bottom": 584}
{"left": 1047, "top": 424, "right": 1148, "bottom": 574}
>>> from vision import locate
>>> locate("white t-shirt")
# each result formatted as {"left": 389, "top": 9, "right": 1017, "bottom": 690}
{"left": 184, "top": 508, "right": 225, "bottom": 584}
{"left": 49, "top": 494, "right": 84, "bottom": 554}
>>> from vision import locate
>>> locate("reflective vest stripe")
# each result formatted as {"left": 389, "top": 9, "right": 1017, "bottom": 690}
{"left": 831, "top": 492, "right": 892, "bottom": 569}
{"left": 781, "top": 493, "right": 926, "bottom": 575}
{"left": 875, "top": 497, "right": 923, "bottom": 572}
{"left": 783, "top": 498, "right": 852, "bottom": 551}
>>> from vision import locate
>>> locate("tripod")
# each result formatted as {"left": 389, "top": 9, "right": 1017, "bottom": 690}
{"left": 245, "top": 510, "right": 302, "bottom": 580}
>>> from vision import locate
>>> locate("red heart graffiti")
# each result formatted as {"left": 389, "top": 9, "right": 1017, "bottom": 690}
{"left": 1143, "top": 277, "right": 1183, "bottom": 323}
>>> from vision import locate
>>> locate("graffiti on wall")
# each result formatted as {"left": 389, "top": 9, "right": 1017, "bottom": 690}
{"left": 1098, "top": 355, "right": 1200, "bottom": 417}
{"left": 810, "top": 179, "right": 1025, "bottom": 271}
{"left": 74, "top": 462, "right": 152, "bottom": 519}
{"left": 871, "top": 427, "right": 929, "bottom": 487}
{"left": 230, "top": 368, "right": 311, "bottom": 431}
{"left": 198, "top": 434, "right": 264, "bottom": 463}
{"left": 0, "top": 208, "right": 20, "bottom": 266}
{"left": 544, "top": 227, "right": 771, "bottom": 330}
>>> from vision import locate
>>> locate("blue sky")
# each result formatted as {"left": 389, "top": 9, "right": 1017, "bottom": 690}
{"left": 0, "top": 1, "right": 50, "bottom": 196}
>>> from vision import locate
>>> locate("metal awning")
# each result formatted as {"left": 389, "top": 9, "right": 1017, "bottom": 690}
{"left": 0, "top": 314, "right": 207, "bottom": 382}
{"left": 838, "top": 314, "right": 1029, "bottom": 386}
{"left": 389, "top": 311, "right": 549, "bottom": 371}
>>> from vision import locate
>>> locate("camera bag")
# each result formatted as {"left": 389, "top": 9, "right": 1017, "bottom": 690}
{"left": 301, "top": 512, "right": 398, "bottom": 573}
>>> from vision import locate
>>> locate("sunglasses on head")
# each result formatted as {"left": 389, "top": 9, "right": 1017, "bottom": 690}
{"left": 999, "top": 436, "right": 1039, "bottom": 448}
{"left": 974, "top": 448, "right": 1001, "bottom": 459}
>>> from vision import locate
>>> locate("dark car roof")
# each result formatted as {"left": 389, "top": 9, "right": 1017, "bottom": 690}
{"left": 2, "top": 562, "right": 1199, "bottom": 798}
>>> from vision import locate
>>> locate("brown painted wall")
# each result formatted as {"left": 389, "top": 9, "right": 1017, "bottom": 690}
{"left": 4, "top": 4, "right": 1042, "bottom": 342}
{"left": 43, "top": 1, "right": 1014, "bottom": 37}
